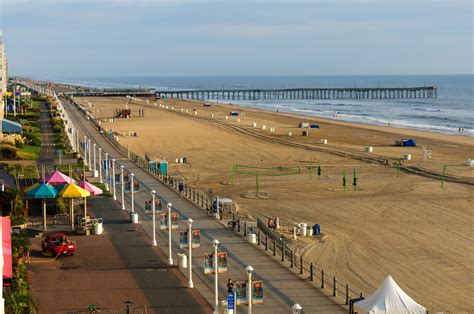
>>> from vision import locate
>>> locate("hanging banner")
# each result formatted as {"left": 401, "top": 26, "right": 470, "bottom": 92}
{"left": 180, "top": 230, "right": 200, "bottom": 249}
{"left": 204, "top": 253, "right": 213, "bottom": 275}
{"left": 179, "top": 230, "right": 188, "bottom": 249}
{"left": 159, "top": 213, "right": 167, "bottom": 230}
{"left": 191, "top": 230, "right": 201, "bottom": 248}
{"left": 171, "top": 213, "right": 179, "bottom": 229}
{"left": 252, "top": 281, "right": 264, "bottom": 305}
{"left": 235, "top": 281, "right": 247, "bottom": 306}
{"left": 102, "top": 159, "right": 113, "bottom": 170}
{"left": 217, "top": 252, "right": 228, "bottom": 273}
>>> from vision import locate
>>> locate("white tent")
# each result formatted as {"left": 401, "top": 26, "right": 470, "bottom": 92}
{"left": 354, "top": 275, "right": 426, "bottom": 314}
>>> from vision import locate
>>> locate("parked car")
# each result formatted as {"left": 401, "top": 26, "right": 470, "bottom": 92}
{"left": 42, "top": 233, "right": 76, "bottom": 257}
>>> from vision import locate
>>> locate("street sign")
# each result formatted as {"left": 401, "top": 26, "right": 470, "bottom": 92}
{"left": 227, "top": 292, "right": 235, "bottom": 313}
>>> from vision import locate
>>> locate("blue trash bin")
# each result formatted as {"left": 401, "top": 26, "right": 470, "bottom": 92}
{"left": 313, "top": 224, "right": 321, "bottom": 236}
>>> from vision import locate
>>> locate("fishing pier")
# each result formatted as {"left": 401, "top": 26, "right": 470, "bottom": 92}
{"left": 156, "top": 86, "right": 437, "bottom": 100}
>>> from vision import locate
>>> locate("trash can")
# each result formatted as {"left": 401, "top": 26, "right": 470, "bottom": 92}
{"left": 131, "top": 213, "right": 139, "bottom": 224}
{"left": 313, "top": 224, "right": 321, "bottom": 236}
{"left": 300, "top": 223, "right": 307, "bottom": 236}
{"left": 248, "top": 233, "right": 257, "bottom": 244}
{"left": 177, "top": 253, "right": 188, "bottom": 268}
{"left": 293, "top": 223, "right": 301, "bottom": 236}
{"left": 307, "top": 225, "right": 313, "bottom": 236}
{"left": 94, "top": 222, "right": 103, "bottom": 235}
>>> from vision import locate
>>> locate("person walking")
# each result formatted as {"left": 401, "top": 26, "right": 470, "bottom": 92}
{"left": 227, "top": 279, "right": 235, "bottom": 293}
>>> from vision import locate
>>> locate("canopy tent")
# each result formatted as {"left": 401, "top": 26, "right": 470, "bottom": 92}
{"left": 2, "top": 118, "right": 22, "bottom": 134}
{"left": 60, "top": 183, "right": 90, "bottom": 230}
{"left": 25, "top": 183, "right": 58, "bottom": 231}
{"left": 45, "top": 171, "right": 75, "bottom": 185}
{"left": 78, "top": 180, "right": 103, "bottom": 217}
{"left": 354, "top": 275, "right": 426, "bottom": 314}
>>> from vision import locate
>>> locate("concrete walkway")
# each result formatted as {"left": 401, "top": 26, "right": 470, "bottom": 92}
{"left": 63, "top": 97, "right": 346, "bottom": 313}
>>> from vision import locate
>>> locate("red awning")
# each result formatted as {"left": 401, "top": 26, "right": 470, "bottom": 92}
{"left": 2, "top": 217, "right": 12, "bottom": 279}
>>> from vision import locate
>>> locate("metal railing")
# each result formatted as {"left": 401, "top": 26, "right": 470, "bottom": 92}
{"left": 256, "top": 217, "right": 364, "bottom": 307}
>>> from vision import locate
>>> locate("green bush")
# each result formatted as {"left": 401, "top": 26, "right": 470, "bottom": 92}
{"left": 1, "top": 144, "right": 18, "bottom": 158}
{"left": 24, "top": 133, "right": 41, "bottom": 146}
{"left": 52, "top": 124, "right": 62, "bottom": 133}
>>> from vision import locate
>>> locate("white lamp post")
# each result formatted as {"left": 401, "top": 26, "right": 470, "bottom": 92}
{"left": 292, "top": 303, "right": 302, "bottom": 314}
{"left": 83, "top": 135, "right": 88, "bottom": 166}
{"left": 131, "top": 173, "right": 135, "bottom": 214}
{"left": 120, "top": 165, "right": 125, "bottom": 210}
{"left": 167, "top": 203, "right": 174, "bottom": 265}
{"left": 93, "top": 143, "right": 97, "bottom": 177}
{"left": 245, "top": 265, "right": 254, "bottom": 314}
{"left": 76, "top": 129, "right": 80, "bottom": 154}
{"left": 105, "top": 153, "right": 109, "bottom": 191}
{"left": 98, "top": 147, "right": 103, "bottom": 183}
{"left": 151, "top": 190, "right": 157, "bottom": 247}
{"left": 212, "top": 239, "right": 220, "bottom": 314}
{"left": 187, "top": 218, "right": 194, "bottom": 288}
{"left": 112, "top": 159, "right": 116, "bottom": 200}
{"left": 87, "top": 139, "right": 91, "bottom": 169}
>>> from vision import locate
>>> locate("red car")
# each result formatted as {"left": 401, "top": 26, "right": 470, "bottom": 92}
{"left": 42, "top": 233, "right": 76, "bottom": 257}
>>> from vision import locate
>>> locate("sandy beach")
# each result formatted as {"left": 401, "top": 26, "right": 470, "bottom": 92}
{"left": 74, "top": 95, "right": 474, "bottom": 312}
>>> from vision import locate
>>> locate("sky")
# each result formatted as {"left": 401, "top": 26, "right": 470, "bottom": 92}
{"left": 0, "top": 0, "right": 473, "bottom": 78}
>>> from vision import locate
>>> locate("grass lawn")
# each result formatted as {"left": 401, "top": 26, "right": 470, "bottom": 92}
{"left": 16, "top": 145, "right": 41, "bottom": 160}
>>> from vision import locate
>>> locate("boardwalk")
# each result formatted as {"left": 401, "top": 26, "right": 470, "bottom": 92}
{"left": 62, "top": 96, "right": 346, "bottom": 313}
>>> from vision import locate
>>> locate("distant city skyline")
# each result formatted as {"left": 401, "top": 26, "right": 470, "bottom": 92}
{"left": 1, "top": 0, "right": 473, "bottom": 78}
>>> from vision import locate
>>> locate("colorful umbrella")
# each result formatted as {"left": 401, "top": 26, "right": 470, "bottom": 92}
{"left": 45, "top": 171, "right": 75, "bottom": 185}
{"left": 78, "top": 180, "right": 103, "bottom": 196}
{"left": 78, "top": 180, "right": 103, "bottom": 218}
{"left": 25, "top": 183, "right": 58, "bottom": 231}
{"left": 60, "top": 183, "right": 90, "bottom": 230}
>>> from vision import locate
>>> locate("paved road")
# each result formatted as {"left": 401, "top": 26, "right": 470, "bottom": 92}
{"left": 28, "top": 196, "right": 211, "bottom": 313}
{"left": 38, "top": 100, "right": 55, "bottom": 173}
{"left": 62, "top": 97, "right": 346, "bottom": 313}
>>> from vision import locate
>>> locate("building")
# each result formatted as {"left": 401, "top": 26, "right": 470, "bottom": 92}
{"left": 0, "top": 35, "right": 8, "bottom": 141}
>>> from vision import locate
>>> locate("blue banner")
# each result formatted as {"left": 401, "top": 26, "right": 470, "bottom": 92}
{"left": 227, "top": 292, "right": 235, "bottom": 310}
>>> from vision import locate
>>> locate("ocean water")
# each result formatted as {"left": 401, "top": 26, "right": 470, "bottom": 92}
{"left": 52, "top": 75, "right": 473, "bottom": 136}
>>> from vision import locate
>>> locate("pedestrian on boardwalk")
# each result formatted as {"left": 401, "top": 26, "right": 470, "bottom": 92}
{"left": 227, "top": 279, "right": 235, "bottom": 293}
{"left": 178, "top": 182, "right": 185, "bottom": 197}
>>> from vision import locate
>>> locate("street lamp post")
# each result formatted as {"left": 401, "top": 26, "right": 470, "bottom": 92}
{"left": 105, "top": 153, "right": 109, "bottom": 191}
{"left": 131, "top": 173, "right": 135, "bottom": 214}
{"left": 292, "top": 303, "right": 302, "bottom": 314}
{"left": 151, "top": 190, "right": 157, "bottom": 247}
{"left": 212, "top": 239, "right": 220, "bottom": 314}
{"left": 93, "top": 143, "right": 97, "bottom": 177}
{"left": 76, "top": 129, "right": 80, "bottom": 155}
{"left": 245, "top": 265, "right": 254, "bottom": 314}
{"left": 98, "top": 148, "right": 103, "bottom": 183}
{"left": 187, "top": 218, "right": 194, "bottom": 288}
{"left": 120, "top": 165, "right": 125, "bottom": 210}
{"left": 112, "top": 159, "right": 116, "bottom": 200}
{"left": 83, "top": 135, "right": 88, "bottom": 167}
{"left": 167, "top": 203, "right": 174, "bottom": 265}
{"left": 87, "top": 139, "right": 91, "bottom": 168}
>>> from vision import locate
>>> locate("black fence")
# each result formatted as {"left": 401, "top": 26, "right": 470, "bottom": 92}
{"left": 255, "top": 217, "right": 364, "bottom": 307}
